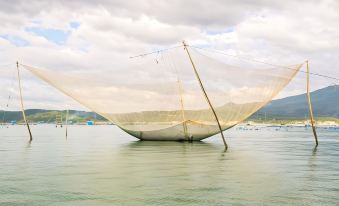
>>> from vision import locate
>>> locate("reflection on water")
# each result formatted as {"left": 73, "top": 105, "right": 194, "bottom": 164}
{"left": 0, "top": 125, "right": 338, "bottom": 205}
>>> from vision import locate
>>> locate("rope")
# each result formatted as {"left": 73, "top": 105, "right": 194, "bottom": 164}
{"left": 303, "top": 71, "right": 339, "bottom": 82}
{"left": 191, "top": 45, "right": 339, "bottom": 82}
{"left": 128, "top": 43, "right": 339, "bottom": 82}
{"left": 1, "top": 66, "right": 16, "bottom": 125}
{"left": 129, "top": 45, "right": 183, "bottom": 59}
{"left": 190, "top": 45, "right": 296, "bottom": 67}
{"left": 0, "top": 63, "right": 14, "bottom": 69}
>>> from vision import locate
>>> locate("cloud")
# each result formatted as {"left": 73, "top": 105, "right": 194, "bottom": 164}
{"left": 0, "top": 0, "right": 338, "bottom": 111}
{"left": 25, "top": 27, "right": 70, "bottom": 45}
{"left": 70, "top": 22, "right": 80, "bottom": 29}
{"left": 0, "top": 34, "right": 30, "bottom": 47}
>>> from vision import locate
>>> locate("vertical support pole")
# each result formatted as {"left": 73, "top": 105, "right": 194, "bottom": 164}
{"left": 306, "top": 60, "right": 318, "bottom": 146}
{"left": 182, "top": 41, "right": 228, "bottom": 150}
{"left": 178, "top": 80, "right": 189, "bottom": 141}
{"left": 168, "top": 53, "right": 189, "bottom": 140}
{"left": 16, "top": 61, "right": 33, "bottom": 142}
{"left": 65, "top": 109, "right": 69, "bottom": 139}
{"left": 175, "top": 72, "right": 189, "bottom": 140}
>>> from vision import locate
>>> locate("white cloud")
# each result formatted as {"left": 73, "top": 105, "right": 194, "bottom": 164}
{"left": 0, "top": 0, "right": 338, "bottom": 111}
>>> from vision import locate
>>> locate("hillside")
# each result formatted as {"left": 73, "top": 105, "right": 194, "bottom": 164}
{"left": 0, "top": 109, "right": 106, "bottom": 123}
{"left": 1, "top": 85, "right": 338, "bottom": 123}
{"left": 252, "top": 85, "right": 339, "bottom": 120}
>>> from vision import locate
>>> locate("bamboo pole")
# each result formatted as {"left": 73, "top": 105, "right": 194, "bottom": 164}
{"left": 306, "top": 60, "right": 318, "bottom": 146}
{"left": 65, "top": 109, "right": 69, "bottom": 139}
{"left": 16, "top": 61, "right": 32, "bottom": 142}
{"left": 168, "top": 53, "right": 189, "bottom": 140}
{"left": 173, "top": 69, "right": 189, "bottom": 140}
{"left": 182, "top": 41, "right": 228, "bottom": 149}
{"left": 177, "top": 78, "right": 189, "bottom": 141}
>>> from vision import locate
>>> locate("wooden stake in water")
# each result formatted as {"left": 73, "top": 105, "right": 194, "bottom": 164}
{"left": 65, "top": 109, "right": 69, "bottom": 139}
{"left": 306, "top": 60, "right": 318, "bottom": 146}
{"left": 182, "top": 41, "right": 228, "bottom": 150}
{"left": 16, "top": 61, "right": 32, "bottom": 142}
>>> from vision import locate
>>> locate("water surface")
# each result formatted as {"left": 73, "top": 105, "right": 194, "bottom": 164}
{"left": 0, "top": 125, "right": 338, "bottom": 205}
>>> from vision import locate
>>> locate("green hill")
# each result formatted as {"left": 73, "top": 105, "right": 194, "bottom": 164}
{"left": 1, "top": 85, "right": 338, "bottom": 123}
{"left": 251, "top": 85, "right": 339, "bottom": 120}
{"left": 0, "top": 109, "right": 106, "bottom": 123}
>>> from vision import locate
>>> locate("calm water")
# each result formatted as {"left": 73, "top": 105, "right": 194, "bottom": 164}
{"left": 0, "top": 125, "right": 338, "bottom": 205}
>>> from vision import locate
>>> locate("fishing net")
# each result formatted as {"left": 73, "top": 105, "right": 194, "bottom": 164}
{"left": 20, "top": 45, "right": 302, "bottom": 140}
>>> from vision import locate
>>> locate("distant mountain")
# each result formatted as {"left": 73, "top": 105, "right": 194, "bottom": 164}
{"left": 1, "top": 86, "right": 338, "bottom": 123}
{"left": 0, "top": 109, "right": 106, "bottom": 123}
{"left": 252, "top": 85, "right": 339, "bottom": 120}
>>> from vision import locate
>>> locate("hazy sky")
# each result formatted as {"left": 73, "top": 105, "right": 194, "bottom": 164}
{"left": 0, "top": 0, "right": 339, "bottom": 110}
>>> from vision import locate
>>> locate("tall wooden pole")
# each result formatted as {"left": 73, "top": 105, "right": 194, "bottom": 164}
{"left": 306, "top": 60, "right": 318, "bottom": 146}
{"left": 65, "top": 109, "right": 69, "bottom": 139}
{"left": 182, "top": 41, "right": 228, "bottom": 150}
{"left": 177, "top": 78, "right": 189, "bottom": 141}
{"left": 16, "top": 61, "right": 32, "bottom": 142}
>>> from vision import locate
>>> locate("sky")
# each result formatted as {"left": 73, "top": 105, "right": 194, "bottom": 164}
{"left": 0, "top": 0, "right": 339, "bottom": 111}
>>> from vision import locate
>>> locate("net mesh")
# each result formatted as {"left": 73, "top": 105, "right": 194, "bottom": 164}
{"left": 21, "top": 46, "right": 302, "bottom": 140}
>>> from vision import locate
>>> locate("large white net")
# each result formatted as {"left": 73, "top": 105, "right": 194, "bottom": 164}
{"left": 21, "top": 45, "right": 302, "bottom": 141}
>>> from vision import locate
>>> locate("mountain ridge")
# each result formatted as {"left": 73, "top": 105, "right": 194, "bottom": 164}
{"left": 1, "top": 85, "right": 338, "bottom": 123}
{"left": 251, "top": 85, "right": 339, "bottom": 120}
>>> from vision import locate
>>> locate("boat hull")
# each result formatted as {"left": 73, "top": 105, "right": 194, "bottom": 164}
{"left": 119, "top": 122, "right": 234, "bottom": 141}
